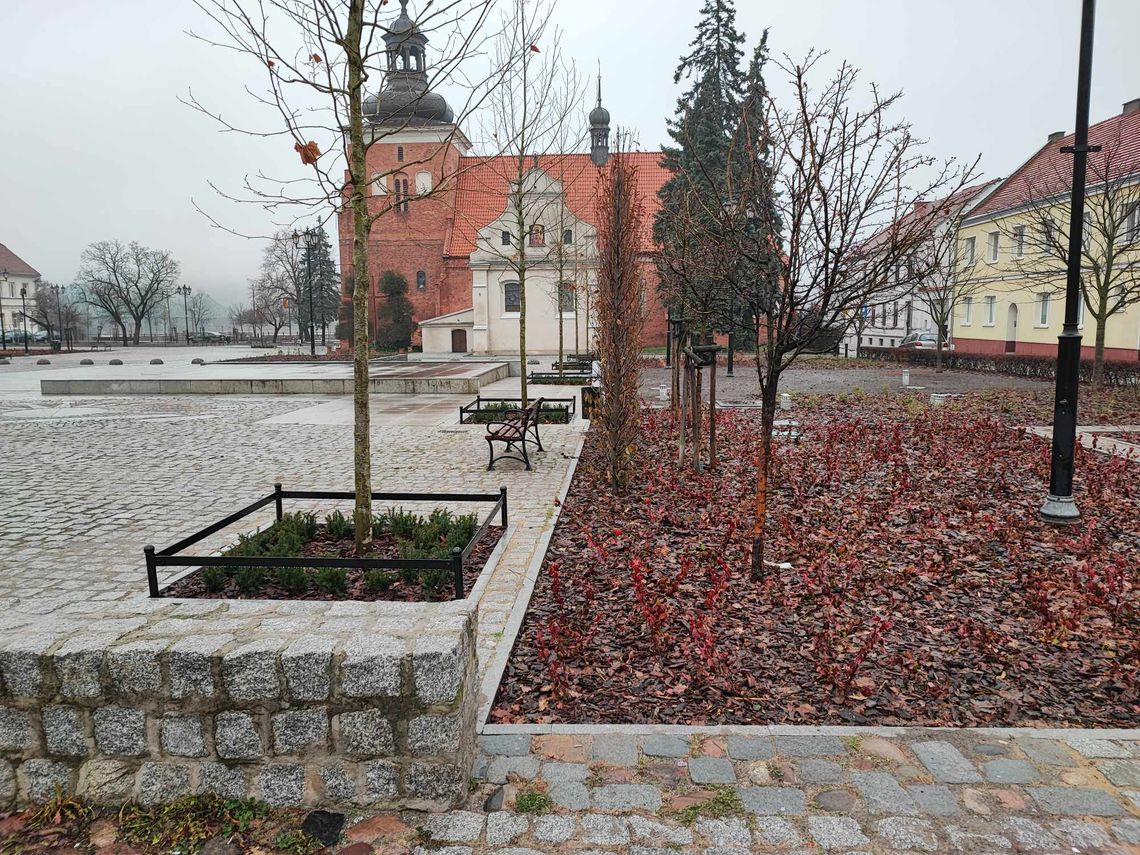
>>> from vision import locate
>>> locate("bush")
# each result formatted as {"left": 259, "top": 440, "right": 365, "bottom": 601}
{"left": 382, "top": 508, "right": 422, "bottom": 541}
{"left": 234, "top": 567, "right": 265, "bottom": 595}
{"left": 364, "top": 569, "right": 397, "bottom": 592}
{"left": 313, "top": 567, "right": 347, "bottom": 595}
{"left": 859, "top": 346, "right": 1140, "bottom": 387}
{"left": 202, "top": 566, "right": 227, "bottom": 593}
{"left": 421, "top": 567, "right": 454, "bottom": 599}
{"left": 325, "top": 510, "right": 351, "bottom": 539}
{"left": 275, "top": 566, "right": 308, "bottom": 595}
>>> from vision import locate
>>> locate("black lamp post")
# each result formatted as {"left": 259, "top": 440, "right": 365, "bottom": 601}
{"left": 19, "top": 285, "right": 30, "bottom": 354}
{"left": 292, "top": 227, "right": 320, "bottom": 356}
{"left": 1041, "top": 0, "right": 1098, "bottom": 523}
{"left": 52, "top": 284, "right": 63, "bottom": 350}
{"left": 176, "top": 284, "right": 192, "bottom": 344}
{"left": 1, "top": 268, "right": 8, "bottom": 352}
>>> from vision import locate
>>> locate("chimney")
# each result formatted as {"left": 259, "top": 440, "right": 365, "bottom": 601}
{"left": 1123, "top": 98, "right": 1140, "bottom": 116}
{"left": 1047, "top": 130, "right": 1065, "bottom": 144}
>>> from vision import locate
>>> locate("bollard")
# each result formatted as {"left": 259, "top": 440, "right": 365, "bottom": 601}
{"left": 658, "top": 384, "right": 668, "bottom": 401}
{"left": 902, "top": 369, "right": 910, "bottom": 387}
{"left": 779, "top": 393, "right": 791, "bottom": 411}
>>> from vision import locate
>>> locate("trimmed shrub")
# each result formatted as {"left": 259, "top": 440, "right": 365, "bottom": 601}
{"left": 859, "top": 346, "right": 1140, "bottom": 387}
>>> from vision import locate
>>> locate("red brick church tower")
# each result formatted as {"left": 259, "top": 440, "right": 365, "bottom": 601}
{"left": 337, "top": 0, "right": 472, "bottom": 340}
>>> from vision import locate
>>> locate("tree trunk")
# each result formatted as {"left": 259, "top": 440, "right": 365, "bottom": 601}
{"left": 132, "top": 317, "right": 143, "bottom": 344}
{"left": 347, "top": 0, "right": 373, "bottom": 549}
{"left": 519, "top": 250, "right": 529, "bottom": 407}
{"left": 934, "top": 329, "right": 944, "bottom": 372}
{"left": 708, "top": 358, "right": 717, "bottom": 469}
{"left": 120, "top": 323, "right": 129, "bottom": 347}
{"left": 1092, "top": 314, "right": 1106, "bottom": 390}
{"left": 750, "top": 376, "right": 779, "bottom": 581}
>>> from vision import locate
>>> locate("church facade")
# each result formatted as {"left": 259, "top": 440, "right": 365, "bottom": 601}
{"left": 336, "top": 2, "right": 669, "bottom": 356}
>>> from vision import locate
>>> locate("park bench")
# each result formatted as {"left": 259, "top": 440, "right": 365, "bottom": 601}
{"left": 485, "top": 397, "right": 545, "bottom": 470}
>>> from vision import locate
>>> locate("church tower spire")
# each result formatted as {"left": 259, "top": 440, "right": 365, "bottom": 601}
{"left": 589, "top": 69, "right": 610, "bottom": 167}
{"left": 364, "top": 0, "right": 455, "bottom": 126}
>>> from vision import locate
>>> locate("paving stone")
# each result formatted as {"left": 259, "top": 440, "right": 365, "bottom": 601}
{"left": 338, "top": 710, "right": 395, "bottom": 757}
{"left": 740, "top": 786, "right": 807, "bottom": 815}
{"left": 972, "top": 742, "right": 1009, "bottom": 756}
{"left": 592, "top": 783, "right": 663, "bottom": 811}
{"left": 486, "top": 849, "right": 544, "bottom": 855}
{"left": 533, "top": 734, "right": 589, "bottom": 763}
{"left": 0, "top": 643, "right": 49, "bottom": 697}
{"left": 628, "top": 814, "right": 693, "bottom": 844}
{"left": 168, "top": 635, "right": 226, "bottom": 699}
{"left": 875, "top": 816, "right": 937, "bottom": 851}
{"left": 815, "top": 789, "right": 857, "bottom": 812}
{"left": 548, "top": 781, "right": 589, "bottom": 810}
{"left": 797, "top": 759, "right": 843, "bottom": 783}
{"left": 689, "top": 756, "right": 736, "bottom": 785}
{"left": 851, "top": 771, "right": 917, "bottom": 815}
{"left": 424, "top": 810, "right": 485, "bottom": 843}
{"left": 161, "top": 715, "right": 207, "bottom": 757}
{"left": 1065, "top": 735, "right": 1131, "bottom": 758}
{"left": 54, "top": 641, "right": 104, "bottom": 698}
{"left": 363, "top": 759, "right": 398, "bottom": 799}
{"left": 532, "top": 814, "right": 576, "bottom": 843}
{"left": 485, "top": 812, "right": 528, "bottom": 845}
{"left": 41, "top": 705, "right": 86, "bottom": 756}
{"left": 107, "top": 641, "right": 163, "bottom": 694}
{"left": 408, "top": 715, "right": 460, "bottom": 755}
{"left": 1015, "top": 737, "right": 1077, "bottom": 767}
{"left": 198, "top": 762, "right": 247, "bottom": 799}
{"left": 911, "top": 741, "right": 982, "bottom": 783}
{"left": 259, "top": 764, "right": 304, "bottom": 806}
{"left": 628, "top": 848, "right": 681, "bottom": 855}
{"left": 271, "top": 708, "right": 328, "bottom": 755}
{"left": 215, "top": 711, "right": 263, "bottom": 760}
{"left": 1123, "top": 789, "right": 1140, "bottom": 809}
{"left": 753, "top": 816, "right": 802, "bottom": 846}
{"left": 643, "top": 734, "right": 689, "bottom": 758}
{"left": 222, "top": 640, "right": 281, "bottom": 701}
{"left": 695, "top": 817, "right": 750, "bottom": 846}
{"left": 907, "top": 783, "right": 959, "bottom": 816}
{"left": 405, "top": 761, "right": 465, "bottom": 804}
{"left": 318, "top": 764, "right": 356, "bottom": 802}
{"left": 699, "top": 848, "right": 750, "bottom": 855}
{"left": 1097, "top": 759, "right": 1140, "bottom": 786}
{"left": 137, "top": 762, "right": 190, "bottom": 806}
{"left": 775, "top": 735, "right": 846, "bottom": 757}
{"left": 539, "top": 760, "right": 588, "bottom": 782}
{"left": 479, "top": 734, "right": 532, "bottom": 756}
{"left": 281, "top": 636, "right": 334, "bottom": 701}
{"left": 92, "top": 706, "right": 146, "bottom": 756}
{"left": 722, "top": 735, "right": 771, "bottom": 760}
{"left": 945, "top": 825, "right": 1012, "bottom": 851}
{"left": 808, "top": 816, "right": 869, "bottom": 850}
{"left": 77, "top": 759, "right": 135, "bottom": 803}
{"left": 0, "top": 708, "right": 34, "bottom": 752}
{"left": 580, "top": 814, "right": 630, "bottom": 844}
{"left": 487, "top": 754, "right": 540, "bottom": 784}
{"left": 1003, "top": 817, "right": 1063, "bottom": 852}
{"left": 1052, "top": 818, "right": 1113, "bottom": 849}
{"left": 20, "top": 759, "right": 74, "bottom": 803}
{"left": 412, "top": 848, "right": 470, "bottom": 855}
{"left": 590, "top": 734, "right": 638, "bottom": 766}
{"left": 341, "top": 638, "right": 402, "bottom": 698}
{"left": 1113, "top": 818, "right": 1140, "bottom": 845}
{"left": 1028, "top": 785, "right": 1124, "bottom": 816}
{"left": 982, "top": 757, "right": 1038, "bottom": 784}
{"left": 858, "top": 735, "right": 910, "bottom": 765}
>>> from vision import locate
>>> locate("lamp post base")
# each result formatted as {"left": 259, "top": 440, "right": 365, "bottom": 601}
{"left": 1039, "top": 493, "right": 1080, "bottom": 523}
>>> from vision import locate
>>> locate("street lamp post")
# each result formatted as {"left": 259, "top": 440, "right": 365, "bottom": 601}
{"left": 53, "top": 284, "right": 63, "bottom": 351}
{"left": 1041, "top": 0, "right": 1098, "bottom": 523}
{"left": 0, "top": 269, "right": 8, "bottom": 352}
{"left": 293, "top": 227, "right": 320, "bottom": 356}
{"left": 20, "top": 285, "right": 30, "bottom": 354}
{"left": 176, "top": 284, "right": 192, "bottom": 345}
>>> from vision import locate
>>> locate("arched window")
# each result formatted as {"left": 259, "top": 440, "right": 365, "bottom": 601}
{"left": 503, "top": 282, "right": 521, "bottom": 313}
{"left": 558, "top": 281, "right": 575, "bottom": 312}
{"left": 415, "top": 171, "right": 431, "bottom": 195}
{"left": 393, "top": 173, "right": 410, "bottom": 213}
{"left": 416, "top": 270, "right": 426, "bottom": 290}
{"left": 371, "top": 173, "right": 387, "bottom": 196}
{"left": 396, "top": 145, "right": 404, "bottom": 163}
{"left": 562, "top": 228, "right": 573, "bottom": 245}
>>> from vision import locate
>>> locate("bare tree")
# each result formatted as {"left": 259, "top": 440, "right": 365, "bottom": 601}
{"left": 188, "top": 0, "right": 504, "bottom": 548}
{"left": 913, "top": 214, "right": 988, "bottom": 371}
{"left": 259, "top": 230, "right": 307, "bottom": 338}
{"left": 992, "top": 126, "right": 1140, "bottom": 387}
{"left": 187, "top": 292, "right": 216, "bottom": 335}
{"left": 20, "top": 282, "right": 82, "bottom": 344}
{"left": 458, "top": 0, "right": 587, "bottom": 404}
{"left": 683, "top": 53, "right": 977, "bottom": 576}
{"left": 75, "top": 240, "right": 180, "bottom": 345}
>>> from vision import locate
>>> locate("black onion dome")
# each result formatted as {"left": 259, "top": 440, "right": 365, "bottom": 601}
{"left": 366, "top": 0, "right": 454, "bottom": 126}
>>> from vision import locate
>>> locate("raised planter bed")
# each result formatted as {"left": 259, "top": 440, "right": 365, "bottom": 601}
{"left": 528, "top": 371, "right": 591, "bottom": 386}
{"left": 147, "top": 485, "right": 507, "bottom": 601}
{"left": 459, "top": 396, "right": 575, "bottom": 425}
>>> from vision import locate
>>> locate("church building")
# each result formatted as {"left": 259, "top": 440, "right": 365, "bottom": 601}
{"left": 337, "top": 1, "right": 669, "bottom": 356}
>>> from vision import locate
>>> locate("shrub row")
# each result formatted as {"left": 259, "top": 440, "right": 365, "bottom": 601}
{"left": 858, "top": 346, "right": 1140, "bottom": 387}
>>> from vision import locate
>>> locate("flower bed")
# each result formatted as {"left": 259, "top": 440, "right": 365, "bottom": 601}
{"left": 493, "top": 391, "right": 1140, "bottom": 726}
{"left": 459, "top": 398, "right": 573, "bottom": 425}
{"left": 164, "top": 507, "right": 503, "bottom": 602}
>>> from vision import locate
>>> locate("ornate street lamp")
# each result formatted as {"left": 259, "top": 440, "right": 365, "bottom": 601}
{"left": 292, "top": 227, "right": 321, "bottom": 356}
{"left": 175, "top": 284, "right": 192, "bottom": 344}
{"left": 0, "top": 268, "right": 8, "bottom": 352}
{"left": 20, "top": 284, "right": 30, "bottom": 354}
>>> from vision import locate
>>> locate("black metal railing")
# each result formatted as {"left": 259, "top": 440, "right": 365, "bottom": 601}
{"left": 459, "top": 396, "right": 576, "bottom": 424}
{"left": 144, "top": 484, "right": 508, "bottom": 601}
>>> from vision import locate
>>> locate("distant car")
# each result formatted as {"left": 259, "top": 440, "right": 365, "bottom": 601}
{"left": 897, "top": 332, "right": 953, "bottom": 351}
{"left": 193, "top": 331, "right": 231, "bottom": 344}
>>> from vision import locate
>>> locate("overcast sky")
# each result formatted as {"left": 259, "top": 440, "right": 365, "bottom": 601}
{"left": 2, "top": 0, "right": 1138, "bottom": 307}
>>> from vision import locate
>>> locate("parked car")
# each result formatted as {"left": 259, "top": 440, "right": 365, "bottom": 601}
{"left": 897, "top": 332, "right": 953, "bottom": 351}
{"left": 192, "top": 331, "right": 231, "bottom": 344}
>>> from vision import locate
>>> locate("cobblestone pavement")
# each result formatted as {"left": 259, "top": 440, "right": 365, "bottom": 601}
{"left": 340, "top": 729, "right": 1140, "bottom": 853}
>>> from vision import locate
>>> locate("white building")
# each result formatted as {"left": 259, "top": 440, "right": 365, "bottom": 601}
{"left": 0, "top": 243, "right": 42, "bottom": 345}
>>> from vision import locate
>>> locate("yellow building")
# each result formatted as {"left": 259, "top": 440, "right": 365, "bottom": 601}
{"left": 953, "top": 99, "right": 1140, "bottom": 362}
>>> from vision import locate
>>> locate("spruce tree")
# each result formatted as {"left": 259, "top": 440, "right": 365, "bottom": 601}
{"left": 375, "top": 270, "right": 415, "bottom": 351}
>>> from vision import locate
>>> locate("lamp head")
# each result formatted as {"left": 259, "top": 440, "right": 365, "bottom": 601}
{"left": 291, "top": 229, "right": 301, "bottom": 248}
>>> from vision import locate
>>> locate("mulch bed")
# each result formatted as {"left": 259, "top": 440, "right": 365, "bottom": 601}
{"left": 164, "top": 527, "right": 503, "bottom": 602}
{"left": 493, "top": 389, "right": 1140, "bottom": 726}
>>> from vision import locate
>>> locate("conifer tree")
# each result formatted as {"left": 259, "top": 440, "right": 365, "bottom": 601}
{"left": 375, "top": 271, "right": 415, "bottom": 351}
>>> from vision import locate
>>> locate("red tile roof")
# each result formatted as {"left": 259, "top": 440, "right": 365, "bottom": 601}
{"left": 446, "top": 151, "right": 670, "bottom": 257}
{"left": 969, "top": 107, "right": 1140, "bottom": 219}
{"left": 0, "top": 243, "right": 40, "bottom": 278}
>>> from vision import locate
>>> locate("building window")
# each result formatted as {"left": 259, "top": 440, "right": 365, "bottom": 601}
{"left": 562, "top": 229, "right": 573, "bottom": 245}
{"left": 394, "top": 174, "right": 409, "bottom": 213}
{"left": 397, "top": 145, "right": 404, "bottom": 162}
{"left": 1082, "top": 211, "right": 1092, "bottom": 250}
{"left": 416, "top": 270, "right": 426, "bottom": 290}
{"left": 529, "top": 224, "right": 545, "bottom": 246}
{"left": 415, "top": 171, "right": 431, "bottom": 195}
{"left": 558, "top": 282, "right": 575, "bottom": 312}
{"left": 892, "top": 301, "right": 899, "bottom": 327}
{"left": 984, "top": 295, "right": 996, "bottom": 325}
{"left": 1041, "top": 216, "right": 1056, "bottom": 250}
{"left": 987, "top": 231, "right": 1000, "bottom": 262}
{"left": 963, "top": 236, "right": 976, "bottom": 265}
{"left": 503, "top": 282, "right": 521, "bottom": 313}
{"left": 1037, "top": 292, "right": 1050, "bottom": 326}
{"left": 1013, "top": 225, "right": 1026, "bottom": 258}
{"left": 1126, "top": 203, "right": 1140, "bottom": 243}
{"left": 1078, "top": 296, "right": 1085, "bottom": 327}
{"left": 962, "top": 296, "right": 973, "bottom": 325}
{"left": 371, "top": 173, "right": 387, "bottom": 196}
{"left": 500, "top": 230, "right": 511, "bottom": 247}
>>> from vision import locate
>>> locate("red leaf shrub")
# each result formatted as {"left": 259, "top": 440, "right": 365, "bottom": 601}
{"left": 493, "top": 391, "right": 1140, "bottom": 725}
